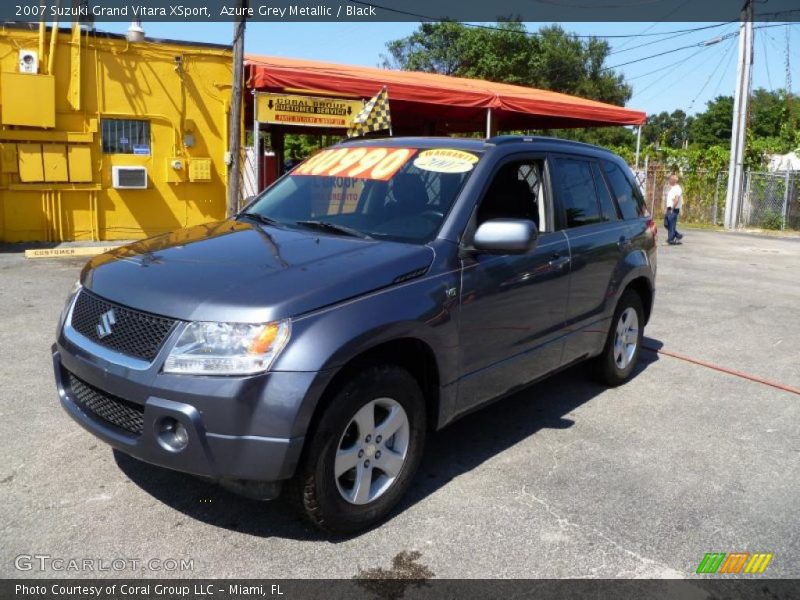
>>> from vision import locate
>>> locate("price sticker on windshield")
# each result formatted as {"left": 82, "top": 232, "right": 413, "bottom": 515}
{"left": 293, "top": 147, "right": 417, "bottom": 181}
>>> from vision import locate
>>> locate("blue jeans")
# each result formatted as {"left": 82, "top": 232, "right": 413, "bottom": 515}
{"left": 666, "top": 208, "right": 681, "bottom": 243}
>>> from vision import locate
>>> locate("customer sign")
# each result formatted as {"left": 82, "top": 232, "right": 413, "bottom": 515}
{"left": 255, "top": 93, "right": 364, "bottom": 128}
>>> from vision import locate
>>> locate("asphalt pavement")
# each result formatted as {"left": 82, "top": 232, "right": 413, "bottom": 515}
{"left": 0, "top": 229, "right": 798, "bottom": 579}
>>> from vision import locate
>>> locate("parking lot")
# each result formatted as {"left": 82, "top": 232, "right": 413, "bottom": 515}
{"left": 1, "top": 229, "right": 798, "bottom": 579}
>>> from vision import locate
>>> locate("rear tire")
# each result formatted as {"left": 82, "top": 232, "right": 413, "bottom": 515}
{"left": 594, "top": 290, "right": 644, "bottom": 386}
{"left": 293, "top": 364, "right": 426, "bottom": 535}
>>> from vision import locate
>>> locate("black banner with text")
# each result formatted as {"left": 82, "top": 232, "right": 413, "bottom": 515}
{"left": 4, "top": 0, "right": 800, "bottom": 23}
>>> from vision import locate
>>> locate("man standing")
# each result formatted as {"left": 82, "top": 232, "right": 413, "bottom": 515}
{"left": 665, "top": 174, "right": 684, "bottom": 245}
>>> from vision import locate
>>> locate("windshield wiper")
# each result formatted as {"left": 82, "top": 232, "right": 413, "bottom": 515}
{"left": 238, "top": 212, "right": 280, "bottom": 227}
{"left": 294, "top": 220, "right": 373, "bottom": 240}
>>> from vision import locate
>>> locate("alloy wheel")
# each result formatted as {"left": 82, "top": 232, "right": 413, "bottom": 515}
{"left": 613, "top": 307, "right": 639, "bottom": 369}
{"left": 334, "top": 398, "right": 410, "bottom": 505}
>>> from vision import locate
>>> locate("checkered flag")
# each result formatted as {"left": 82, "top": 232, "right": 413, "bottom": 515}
{"left": 348, "top": 87, "right": 392, "bottom": 138}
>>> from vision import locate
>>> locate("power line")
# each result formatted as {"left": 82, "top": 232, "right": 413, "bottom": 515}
{"left": 626, "top": 40, "right": 722, "bottom": 82}
{"left": 688, "top": 36, "right": 738, "bottom": 111}
{"left": 709, "top": 35, "right": 738, "bottom": 98}
{"left": 605, "top": 23, "right": 798, "bottom": 72}
{"left": 632, "top": 21, "right": 788, "bottom": 113}
{"left": 629, "top": 46, "right": 710, "bottom": 103}
{"left": 508, "top": 24, "right": 745, "bottom": 91}
{"left": 346, "top": 1, "right": 782, "bottom": 40}
{"left": 609, "top": 21, "right": 735, "bottom": 56}
{"left": 759, "top": 28, "right": 773, "bottom": 89}
{"left": 610, "top": 0, "right": 696, "bottom": 52}
{"left": 754, "top": 22, "right": 800, "bottom": 32}
{"left": 603, "top": 32, "right": 739, "bottom": 71}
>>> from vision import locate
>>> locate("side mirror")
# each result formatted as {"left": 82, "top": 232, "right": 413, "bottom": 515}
{"left": 472, "top": 218, "right": 538, "bottom": 254}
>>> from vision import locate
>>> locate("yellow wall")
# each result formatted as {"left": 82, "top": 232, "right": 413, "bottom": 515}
{"left": 0, "top": 25, "right": 233, "bottom": 242}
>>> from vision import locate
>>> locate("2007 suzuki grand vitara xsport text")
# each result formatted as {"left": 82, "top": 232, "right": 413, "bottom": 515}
{"left": 54, "top": 136, "right": 656, "bottom": 534}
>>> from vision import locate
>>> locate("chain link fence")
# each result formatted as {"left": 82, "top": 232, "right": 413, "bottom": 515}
{"left": 635, "top": 167, "right": 799, "bottom": 231}
{"left": 741, "top": 171, "right": 799, "bottom": 231}
{"left": 637, "top": 167, "right": 728, "bottom": 226}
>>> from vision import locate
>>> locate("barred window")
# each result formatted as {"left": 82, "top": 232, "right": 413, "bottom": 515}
{"left": 101, "top": 119, "right": 150, "bottom": 155}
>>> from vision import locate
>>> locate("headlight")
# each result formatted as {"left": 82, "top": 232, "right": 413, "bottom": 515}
{"left": 164, "top": 319, "right": 291, "bottom": 376}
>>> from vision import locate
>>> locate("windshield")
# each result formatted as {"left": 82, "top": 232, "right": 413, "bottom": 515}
{"left": 244, "top": 146, "right": 481, "bottom": 243}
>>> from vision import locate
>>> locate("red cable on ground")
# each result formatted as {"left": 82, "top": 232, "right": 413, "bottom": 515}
{"left": 642, "top": 344, "right": 800, "bottom": 396}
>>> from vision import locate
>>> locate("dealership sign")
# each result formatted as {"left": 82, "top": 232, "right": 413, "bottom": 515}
{"left": 256, "top": 93, "right": 364, "bottom": 129}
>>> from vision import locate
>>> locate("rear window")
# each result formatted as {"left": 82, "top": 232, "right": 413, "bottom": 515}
{"left": 591, "top": 162, "right": 620, "bottom": 221}
{"left": 602, "top": 161, "right": 648, "bottom": 219}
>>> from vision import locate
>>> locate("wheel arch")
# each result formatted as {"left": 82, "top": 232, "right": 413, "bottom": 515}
{"left": 624, "top": 275, "right": 654, "bottom": 324}
{"left": 297, "top": 336, "right": 443, "bottom": 466}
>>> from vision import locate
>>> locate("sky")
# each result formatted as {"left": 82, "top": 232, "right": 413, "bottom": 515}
{"left": 98, "top": 20, "right": 799, "bottom": 117}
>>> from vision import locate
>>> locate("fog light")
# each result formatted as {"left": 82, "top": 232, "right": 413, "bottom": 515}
{"left": 158, "top": 417, "right": 189, "bottom": 451}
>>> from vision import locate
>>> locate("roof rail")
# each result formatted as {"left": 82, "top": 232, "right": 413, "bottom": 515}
{"left": 486, "top": 135, "right": 537, "bottom": 145}
{"left": 485, "top": 134, "right": 612, "bottom": 152}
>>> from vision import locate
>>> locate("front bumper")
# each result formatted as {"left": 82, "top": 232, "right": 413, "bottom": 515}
{"left": 53, "top": 340, "right": 312, "bottom": 488}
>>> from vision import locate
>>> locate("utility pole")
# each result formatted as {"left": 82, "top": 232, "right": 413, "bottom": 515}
{"left": 226, "top": 1, "right": 247, "bottom": 217}
{"left": 786, "top": 26, "right": 794, "bottom": 139}
{"left": 724, "top": 0, "right": 754, "bottom": 230}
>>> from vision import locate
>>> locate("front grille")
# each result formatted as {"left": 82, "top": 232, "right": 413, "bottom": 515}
{"left": 70, "top": 289, "right": 177, "bottom": 361}
{"left": 67, "top": 372, "right": 144, "bottom": 436}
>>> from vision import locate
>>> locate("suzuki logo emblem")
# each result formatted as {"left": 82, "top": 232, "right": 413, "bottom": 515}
{"left": 96, "top": 309, "right": 117, "bottom": 339}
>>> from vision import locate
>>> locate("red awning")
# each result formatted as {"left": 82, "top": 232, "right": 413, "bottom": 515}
{"left": 245, "top": 54, "right": 646, "bottom": 134}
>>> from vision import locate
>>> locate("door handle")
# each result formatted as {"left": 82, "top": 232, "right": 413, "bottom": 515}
{"left": 548, "top": 254, "right": 570, "bottom": 269}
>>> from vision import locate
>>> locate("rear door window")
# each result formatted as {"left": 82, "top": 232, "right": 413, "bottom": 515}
{"left": 552, "top": 157, "right": 603, "bottom": 228}
{"left": 602, "top": 161, "right": 648, "bottom": 219}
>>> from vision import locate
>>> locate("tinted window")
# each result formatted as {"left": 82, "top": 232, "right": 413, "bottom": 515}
{"left": 628, "top": 170, "right": 648, "bottom": 216}
{"left": 603, "top": 161, "right": 647, "bottom": 220}
{"left": 553, "top": 158, "right": 602, "bottom": 228}
{"left": 591, "top": 162, "right": 620, "bottom": 221}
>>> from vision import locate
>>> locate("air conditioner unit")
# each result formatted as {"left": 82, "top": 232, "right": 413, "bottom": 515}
{"left": 112, "top": 166, "right": 148, "bottom": 189}
{"left": 19, "top": 50, "right": 38, "bottom": 74}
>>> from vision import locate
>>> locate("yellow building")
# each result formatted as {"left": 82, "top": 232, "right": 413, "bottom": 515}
{"left": 0, "top": 23, "right": 233, "bottom": 242}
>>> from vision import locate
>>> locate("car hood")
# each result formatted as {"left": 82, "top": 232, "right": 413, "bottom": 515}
{"left": 81, "top": 220, "right": 434, "bottom": 323}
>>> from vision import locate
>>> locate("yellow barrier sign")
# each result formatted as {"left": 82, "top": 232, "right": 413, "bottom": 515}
{"left": 256, "top": 93, "right": 364, "bottom": 129}
{"left": 25, "top": 246, "right": 122, "bottom": 259}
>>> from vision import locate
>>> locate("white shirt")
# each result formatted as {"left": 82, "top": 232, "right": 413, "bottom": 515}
{"left": 666, "top": 184, "right": 683, "bottom": 210}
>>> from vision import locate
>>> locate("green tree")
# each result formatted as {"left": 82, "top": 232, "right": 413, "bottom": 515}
{"left": 383, "top": 21, "right": 632, "bottom": 106}
{"left": 690, "top": 95, "right": 734, "bottom": 147}
{"left": 550, "top": 126, "right": 634, "bottom": 147}
{"left": 688, "top": 89, "right": 799, "bottom": 163}
{"left": 749, "top": 88, "right": 787, "bottom": 139}
{"left": 383, "top": 21, "right": 472, "bottom": 76}
{"left": 643, "top": 110, "right": 693, "bottom": 149}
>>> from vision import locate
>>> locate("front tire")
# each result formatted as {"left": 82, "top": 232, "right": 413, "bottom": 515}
{"left": 294, "top": 364, "right": 426, "bottom": 535}
{"left": 594, "top": 290, "right": 644, "bottom": 386}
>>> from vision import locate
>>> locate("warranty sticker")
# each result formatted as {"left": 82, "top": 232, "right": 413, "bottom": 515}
{"left": 413, "top": 149, "right": 480, "bottom": 174}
